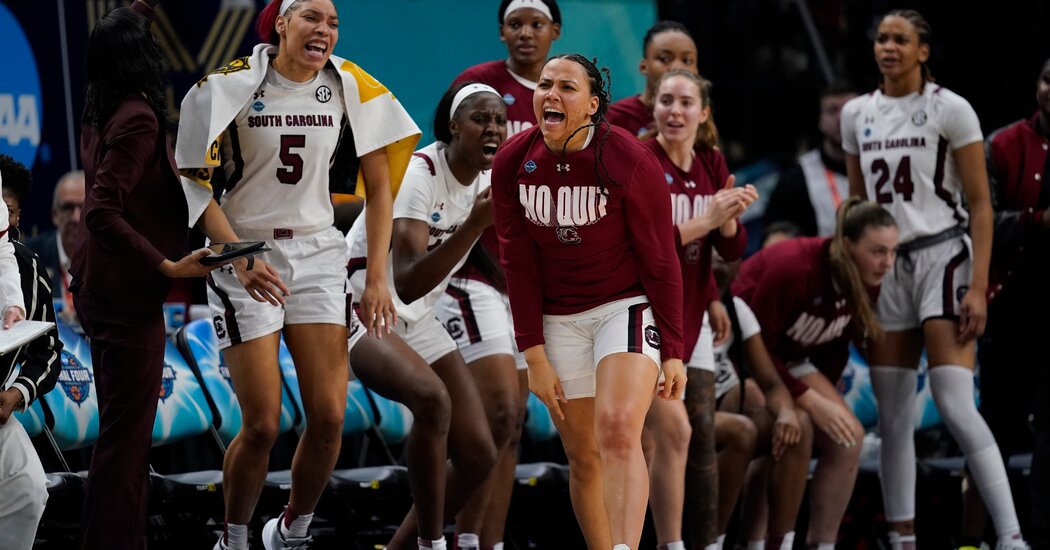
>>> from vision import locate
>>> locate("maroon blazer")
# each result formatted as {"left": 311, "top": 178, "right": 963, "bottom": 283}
{"left": 72, "top": 93, "right": 188, "bottom": 312}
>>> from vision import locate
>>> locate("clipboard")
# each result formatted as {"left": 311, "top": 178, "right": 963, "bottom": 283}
{"left": 0, "top": 320, "right": 54, "bottom": 355}
{"left": 200, "top": 241, "right": 271, "bottom": 266}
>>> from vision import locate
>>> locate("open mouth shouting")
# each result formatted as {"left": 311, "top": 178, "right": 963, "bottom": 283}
{"left": 543, "top": 107, "right": 566, "bottom": 127}
{"left": 304, "top": 39, "right": 329, "bottom": 62}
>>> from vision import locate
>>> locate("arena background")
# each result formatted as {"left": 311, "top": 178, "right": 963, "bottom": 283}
{"left": 2, "top": 0, "right": 1047, "bottom": 238}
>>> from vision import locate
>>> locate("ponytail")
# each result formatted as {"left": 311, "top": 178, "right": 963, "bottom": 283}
{"left": 828, "top": 197, "right": 896, "bottom": 341}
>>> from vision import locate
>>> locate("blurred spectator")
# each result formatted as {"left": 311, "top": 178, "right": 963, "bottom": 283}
{"left": 764, "top": 82, "right": 856, "bottom": 238}
{"left": 979, "top": 56, "right": 1050, "bottom": 549}
{"left": 23, "top": 171, "right": 84, "bottom": 324}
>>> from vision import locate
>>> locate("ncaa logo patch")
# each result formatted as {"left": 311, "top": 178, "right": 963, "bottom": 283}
{"left": 665, "top": 172, "right": 674, "bottom": 184}
{"left": 159, "top": 363, "right": 177, "bottom": 402}
{"left": 556, "top": 226, "right": 582, "bottom": 244}
{"left": 431, "top": 212, "right": 442, "bottom": 223}
{"left": 864, "top": 127, "right": 872, "bottom": 137}
{"left": 57, "top": 351, "right": 92, "bottom": 405}
{"left": 502, "top": 93, "right": 515, "bottom": 106}
{"left": 644, "top": 325, "right": 661, "bottom": 350}
{"left": 911, "top": 109, "right": 927, "bottom": 126}
{"left": 956, "top": 285, "right": 970, "bottom": 304}
{"left": 213, "top": 315, "right": 227, "bottom": 340}
{"left": 252, "top": 100, "right": 265, "bottom": 112}
{"left": 524, "top": 160, "right": 537, "bottom": 173}
{"left": 316, "top": 85, "right": 333, "bottom": 103}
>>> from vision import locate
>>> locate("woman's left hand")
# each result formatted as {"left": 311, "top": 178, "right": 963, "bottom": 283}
{"left": 958, "top": 286, "right": 987, "bottom": 342}
{"left": 159, "top": 248, "right": 218, "bottom": 279}
{"left": 659, "top": 358, "right": 687, "bottom": 400}
{"left": 707, "top": 299, "right": 731, "bottom": 346}
{"left": 359, "top": 280, "right": 397, "bottom": 338}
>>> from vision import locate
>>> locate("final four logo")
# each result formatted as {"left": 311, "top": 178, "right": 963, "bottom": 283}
{"left": 159, "top": 364, "right": 177, "bottom": 402}
{"left": 57, "top": 351, "right": 92, "bottom": 405}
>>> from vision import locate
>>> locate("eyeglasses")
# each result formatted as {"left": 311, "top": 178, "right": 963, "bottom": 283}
{"left": 56, "top": 202, "right": 83, "bottom": 213}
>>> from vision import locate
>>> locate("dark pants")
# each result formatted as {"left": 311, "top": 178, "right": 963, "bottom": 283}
{"left": 77, "top": 296, "right": 165, "bottom": 550}
{"left": 978, "top": 281, "right": 1050, "bottom": 548}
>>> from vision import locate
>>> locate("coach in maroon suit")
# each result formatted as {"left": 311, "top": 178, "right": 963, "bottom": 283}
{"left": 74, "top": 1, "right": 214, "bottom": 548}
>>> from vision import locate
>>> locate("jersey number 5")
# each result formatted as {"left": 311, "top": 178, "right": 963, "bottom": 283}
{"left": 871, "top": 156, "right": 914, "bottom": 204}
{"left": 277, "top": 135, "right": 306, "bottom": 185}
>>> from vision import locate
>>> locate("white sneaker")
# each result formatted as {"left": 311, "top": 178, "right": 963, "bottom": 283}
{"left": 995, "top": 538, "right": 1031, "bottom": 550}
{"left": 213, "top": 535, "right": 230, "bottom": 550}
{"left": 262, "top": 512, "right": 312, "bottom": 550}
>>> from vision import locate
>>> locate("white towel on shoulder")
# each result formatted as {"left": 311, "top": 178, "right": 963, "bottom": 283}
{"left": 175, "top": 43, "right": 420, "bottom": 226}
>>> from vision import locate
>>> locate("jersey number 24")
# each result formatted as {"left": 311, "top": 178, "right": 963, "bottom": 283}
{"left": 871, "top": 156, "right": 914, "bottom": 204}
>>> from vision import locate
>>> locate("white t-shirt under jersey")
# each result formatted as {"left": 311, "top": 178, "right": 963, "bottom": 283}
{"left": 347, "top": 141, "right": 489, "bottom": 324}
{"left": 219, "top": 64, "right": 345, "bottom": 235}
{"left": 840, "top": 85, "right": 983, "bottom": 243}
{"left": 713, "top": 297, "right": 762, "bottom": 375}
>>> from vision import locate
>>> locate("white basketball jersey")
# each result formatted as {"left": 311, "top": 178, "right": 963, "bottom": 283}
{"left": 841, "top": 85, "right": 983, "bottom": 243}
{"left": 347, "top": 141, "right": 489, "bottom": 324}
{"left": 218, "top": 65, "right": 346, "bottom": 235}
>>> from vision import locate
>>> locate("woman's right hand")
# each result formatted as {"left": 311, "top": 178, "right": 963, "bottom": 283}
{"left": 771, "top": 407, "right": 803, "bottom": 460}
{"left": 799, "top": 390, "right": 857, "bottom": 448}
{"left": 526, "top": 348, "right": 566, "bottom": 421}
{"left": 465, "top": 187, "right": 494, "bottom": 231}
{"left": 234, "top": 257, "right": 290, "bottom": 306}
{"left": 706, "top": 177, "right": 758, "bottom": 229}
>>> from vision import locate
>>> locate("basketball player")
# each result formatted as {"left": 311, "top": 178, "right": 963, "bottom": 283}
{"left": 644, "top": 69, "right": 758, "bottom": 550}
{"left": 455, "top": 0, "right": 561, "bottom": 139}
{"left": 607, "top": 21, "right": 697, "bottom": 137}
{"left": 706, "top": 251, "right": 812, "bottom": 550}
{"left": 841, "top": 10, "right": 1029, "bottom": 549}
{"left": 492, "top": 53, "right": 686, "bottom": 550}
{"left": 733, "top": 198, "right": 898, "bottom": 550}
{"left": 443, "top": 3, "right": 562, "bottom": 545}
{"left": 176, "top": 1, "right": 420, "bottom": 548}
{"left": 345, "top": 81, "right": 507, "bottom": 550}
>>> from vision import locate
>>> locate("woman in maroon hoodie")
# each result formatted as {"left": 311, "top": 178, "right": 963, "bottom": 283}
{"left": 492, "top": 53, "right": 685, "bottom": 550}
{"left": 732, "top": 197, "right": 898, "bottom": 549}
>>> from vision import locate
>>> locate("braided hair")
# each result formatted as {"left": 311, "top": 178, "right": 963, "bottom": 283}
{"left": 545, "top": 54, "right": 620, "bottom": 195}
{"left": 882, "top": 9, "right": 935, "bottom": 83}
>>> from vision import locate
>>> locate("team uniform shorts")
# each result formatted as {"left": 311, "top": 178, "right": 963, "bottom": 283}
{"left": 543, "top": 296, "right": 663, "bottom": 400}
{"left": 207, "top": 227, "right": 349, "bottom": 349}
{"left": 394, "top": 314, "right": 459, "bottom": 365}
{"left": 687, "top": 313, "right": 715, "bottom": 372}
{"left": 436, "top": 279, "right": 526, "bottom": 369}
{"left": 877, "top": 233, "right": 973, "bottom": 331}
{"left": 714, "top": 358, "right": 741, "bottom": 402}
